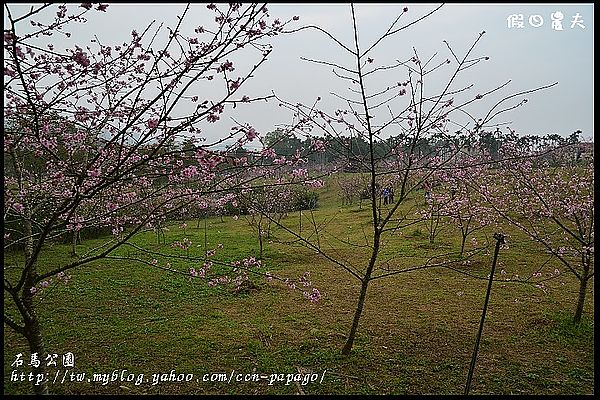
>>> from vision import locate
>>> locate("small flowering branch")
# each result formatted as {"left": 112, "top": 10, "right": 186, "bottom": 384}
{"left": 101, "top": 242, "right": 321, "bottom": 303}
{"left": 24, "top": 271, "right": 72, "bottom": 305}
{"left": 171, "top": 237, "right": 193, "bottom": 258}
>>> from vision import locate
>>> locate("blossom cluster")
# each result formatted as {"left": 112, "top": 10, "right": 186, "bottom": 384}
{"left": 29, "top": 271, "right": 72, "bottom": 296}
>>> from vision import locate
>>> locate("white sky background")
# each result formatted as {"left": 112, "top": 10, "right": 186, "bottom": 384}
{"left": 4, "top": 3, "right": 594, "bottom": 149}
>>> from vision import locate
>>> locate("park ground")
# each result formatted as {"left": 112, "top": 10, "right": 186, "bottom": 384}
{"left": 3, "top": 175, "right": 594, "bottom": 395}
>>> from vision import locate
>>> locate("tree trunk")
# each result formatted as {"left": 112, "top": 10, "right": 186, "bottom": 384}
{"left": 460, "top": 233, "right": 467, "bottom": 257}
{"left": 573, "top": 276, "right": 588, "bottom": 324}
{"left": 23, "top": 212, "right": 50, "bottom": 394}
{"left": 342, "top": 278, "right": 370, "bottom": 355}
{"left": 22, "top": 268, "right": 49, "bottom": 395}
{"left": 24, "top": 314, "right": 49, "bottom": 395}
{"left": 156, "top": 224, "right": 162, "bottom": 245}
{"left": 459, "top": 218, "right": 471, "bottom": 258}
{"left": 574, "top": 253, "right": 591, "bottom": 324}
{"left": 342, "top": 230, "right": 381, "bottom": 355}
{"left": 429, "top": 215, "right": 436, "bottom": 244}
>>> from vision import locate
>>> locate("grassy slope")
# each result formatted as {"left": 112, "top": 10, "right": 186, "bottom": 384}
{"left": 3, "top": 174, "right": 594, "bottom": 395}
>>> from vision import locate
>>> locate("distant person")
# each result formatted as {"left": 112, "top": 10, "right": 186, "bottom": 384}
{"left": 382, "top": 188, "right": 390, "bottom": 205}
{"left": 388, "top": 187, "right": 394, "bottom": 204}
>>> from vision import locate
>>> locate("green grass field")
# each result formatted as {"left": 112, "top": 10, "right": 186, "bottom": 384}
{"left": 3, "top": 176, "right": 594, "bottom": 395}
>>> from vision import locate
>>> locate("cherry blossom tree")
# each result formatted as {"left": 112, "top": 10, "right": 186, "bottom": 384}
{"left": 336, "top": 172, "right": 368, "bottom": 206}
{"left": 417, "top": 164, "right": 452, "bottom": 244}
{"left": 3, "top": 3, "right": 314, "bottom": 394}
{"left": 242, "top": 184, "right": 295, "bottom": 260}
{"left": 263, "top": 3, "right": 556, "bottom": 355}
{"left": 237, "top": 159, "right": 325, "bottom": 259}
{"left": 480, "top": 140, "right": 594, "bottom": 323}
{"left": 435, "top": 152, "right": 498, "bottom": 256}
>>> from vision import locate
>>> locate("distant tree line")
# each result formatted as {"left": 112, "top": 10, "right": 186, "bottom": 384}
{"left": 257, "top": 128, "right": 587, "bottom": 167}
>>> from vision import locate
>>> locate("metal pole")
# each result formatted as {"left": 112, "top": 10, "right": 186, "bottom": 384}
{"left": 464, "top": 232, "right": 505, "bottom": 395}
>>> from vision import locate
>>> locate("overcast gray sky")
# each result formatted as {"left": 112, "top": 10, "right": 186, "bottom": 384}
{"left": 5, "top": 3, "right": 594, "bottom": 148}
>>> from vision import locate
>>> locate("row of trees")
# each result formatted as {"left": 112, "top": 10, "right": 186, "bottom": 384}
{"left": 262, "top": 127, "right": 588, "bottom": 167}
{"left": 4, "top": 3, "right": 592, "bottom": 394}
{"left": 251, "top": 4, "right": 593, "bottom": 359}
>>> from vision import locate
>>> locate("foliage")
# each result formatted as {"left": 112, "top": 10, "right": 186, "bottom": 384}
{"left": 3, "top": 3, "right": 317, "bottom": 394}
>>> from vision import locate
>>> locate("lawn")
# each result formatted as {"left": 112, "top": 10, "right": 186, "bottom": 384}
{"left": 3, "top": 176, "right": 594, "bottom": 395}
